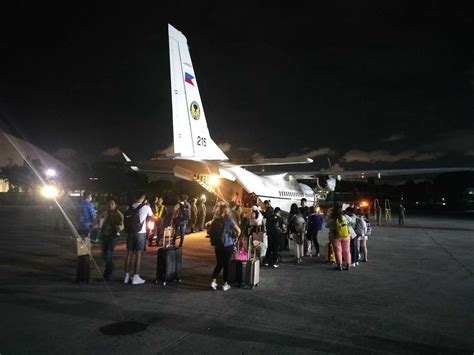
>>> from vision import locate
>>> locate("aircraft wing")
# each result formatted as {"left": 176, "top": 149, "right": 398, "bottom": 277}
{"left": 236, "top": 157, "right": 313, "bottom": 167}
{"left": 257, "top": 167, "right": 474, "bottom": 180}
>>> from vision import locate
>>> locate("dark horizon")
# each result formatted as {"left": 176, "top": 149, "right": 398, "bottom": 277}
{"left": 1, "top": 2, "right": 473, "bottom": 171}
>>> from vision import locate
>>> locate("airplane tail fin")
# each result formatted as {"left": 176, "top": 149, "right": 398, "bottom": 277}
{"left": 168, "top": 24, "right": 228, "bottom": 161}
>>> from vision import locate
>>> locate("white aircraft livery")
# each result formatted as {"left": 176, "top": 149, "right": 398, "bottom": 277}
{"left": 122, "top": 24, "right": 473, "bottom": 212}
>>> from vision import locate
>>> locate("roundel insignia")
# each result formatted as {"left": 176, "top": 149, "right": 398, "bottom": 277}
{"left": 190, "top": 101, "right": 201, "bottom": 120}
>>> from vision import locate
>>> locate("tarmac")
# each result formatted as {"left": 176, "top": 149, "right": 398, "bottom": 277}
{"left": 0, "top": 205, "right": 473, "bottom": 354}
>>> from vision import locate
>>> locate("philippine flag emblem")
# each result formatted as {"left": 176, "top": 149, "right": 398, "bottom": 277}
{"left": 185, "top": 72, "right": 194, "bottom": 86}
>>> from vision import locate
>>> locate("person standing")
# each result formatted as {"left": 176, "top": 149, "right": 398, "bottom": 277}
{"left": 123, "top": 191, "right": 153, "bottom": 285}
{"left": 265, "top": 207, "right": 284, "bottom": 268}
{"left": 209, "top": 203, "right": 241, "bottom": 291}
{"left": 398, "top": 203, "right": 406, "bottom": 226}
{"left": 288, "top": 203, "right": 306, "bottom": 264}
{"left": 374, "top": 199, "right": 382, "bottom": 226}
{"left": 249, "top": 205, "right": 264, "bottom": 234}
{"left": 99, "top": 197, "right": 124, "bottom": 280}
{"left": 307, "top": 206, "right": 323, "bottom": 257}
{"left": 327, "top": 204, "right": 352, "bottom": 271}
{"left": 76, "top": 191, "right": 96, "bottom": 283}
{"left": 189, "top": 198, "right": 198, "bottom": 233}
{"left": 353, "top": 209, "right": 367, "bottom": 267}
{"left": 344, "top": 208, "right": 358, "bottom": 267}
{"left": 299, "top": 198, "right": 309, "bottom": 221}
{"left": 150, "top": 196, "right": 167, "bottom": 245}
{"left": 172, "top": 194, "right": 191, "bottom": 247}
{"left": 360, "top": 213, "right": 371, "bottom": 262}
{"left": 78, "top": 191, "right": 96, "bottom": 237}
{"left": 196, "top": 196, "right": 207, "bottom": 231}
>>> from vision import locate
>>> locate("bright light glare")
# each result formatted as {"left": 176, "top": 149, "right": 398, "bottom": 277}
{"left": 208, "top": 175, "right": 220, "bottom": 186}
{"left": 360, "top": 200, "right": 369, "bottom": 208}
{"left": 41, "top": 185, "right": 59, "bottom": 199}
{"left": 147, "top": 220, "right": 155, "bottom": 230}
{"left": 45, "top": 168, "right": 56, "bottom": 177}
{"left": 201, "top": 194, "right": 206, "bottom": 200}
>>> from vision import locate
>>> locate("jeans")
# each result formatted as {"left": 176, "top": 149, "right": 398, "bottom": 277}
{"left": 173, "top": 222, "right": 187, "bottom": 247}
{"left": 212, "top": 246, "right": 234, "bottom": 282}
{"left": 309, "top": 231, "right": 320, "bottom": 254}
{"left": 350, "top": 237, "right": 359, "bottom": 264}
{"left": 101, "top": 236, "right": 118, "bottom": 279}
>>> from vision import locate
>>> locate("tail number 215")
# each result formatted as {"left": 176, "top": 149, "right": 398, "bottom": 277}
{"left": 197, "top": 136, "right": 207, "bottom": 147}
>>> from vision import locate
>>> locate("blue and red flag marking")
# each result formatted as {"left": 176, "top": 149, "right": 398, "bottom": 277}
{"left": 185, "top": 72, "right": 194, "bottom": 86}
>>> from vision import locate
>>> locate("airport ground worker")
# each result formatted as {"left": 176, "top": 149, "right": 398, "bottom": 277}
{"left": 398, "top": 203, "right": 406, "bottom": 226}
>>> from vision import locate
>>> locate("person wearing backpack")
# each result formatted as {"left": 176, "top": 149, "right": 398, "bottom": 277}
{"left": 99, "top": 196, "right": 124, "bottom": 280}
{"left": 352, "top": 209, "right": 367, "bottom": 267}
{"left": 288, "top": 203, "right": 306, "bottom": 264}
{"left": 360, "top": 213, "right": 371, "bottom": 262}
{"left": 327, "top": 204, "right": 352, "bottom": 271}
{"left": 209, "top": 203, "right": 241, "bottom": 291}
{"left": 123, "top": 191, "right": 153, "bottom": 285}
{"left": 265, "top": 207, "right": 285, "bottom": 268}
{"left": 172, "top": 194, "right": 191, "bottom": 248}
{"left": 78, "top": 191, "right": 96, "bottom": 237}
{"left": 307, "top": 206, "right": 323, "bottom": 257}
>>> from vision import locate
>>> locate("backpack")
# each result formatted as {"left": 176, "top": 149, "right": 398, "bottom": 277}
{"left": 308, "top": 214, "right": 323, "bottom": 232}
{"left": 178, "top": 202, "right": 190, "bottom": 221}
{"left": 355, "top": 217, "right": 367, "bottom": 236}
{"left": 124, "top": 204, "right": 144, "bottom": 234}
{"left": 209, "top": 218, "right": 225, "bottom": 247}
{"left": 292, "top": 214, "right": 306, "bottom": 233}
{"left": 336, "top": 218, "right": 350, "bottom": 238}
{"left": 266, "top": 215, "right": 282, "bottom": 235}
{"left": 365, "top": 220, "right": 372, "bottom": 236}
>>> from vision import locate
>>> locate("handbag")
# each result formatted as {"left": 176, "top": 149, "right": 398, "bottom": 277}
{"left": 232, "top": 246, "right": 249, "bottom": 261}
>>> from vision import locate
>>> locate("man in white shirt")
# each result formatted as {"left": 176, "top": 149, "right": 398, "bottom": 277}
{"left": 124, "top": 191, "right": 153, "bottom": 285}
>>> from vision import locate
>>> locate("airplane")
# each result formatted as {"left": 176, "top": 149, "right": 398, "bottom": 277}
{"left": 122, "top": 24, "right": 474, "bottom": 213}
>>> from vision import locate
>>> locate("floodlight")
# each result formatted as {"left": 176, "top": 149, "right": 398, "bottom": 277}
{"left": 208, "top": 175, "right": 220, "bottom": 186}
{"left": 40, "top": 185, "right": 59, "bottom": 199}
{"left": 45, "top": 168, "right": 57, "bottom": 177}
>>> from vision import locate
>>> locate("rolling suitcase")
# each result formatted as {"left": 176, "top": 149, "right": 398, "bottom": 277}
{"left": 156, "top": 228, "right": 182, "bottom": 286}
{"left": 245, "top": 235, "right": 260, "bottom": 289}
{"left": 228, "top": 260, "right": 247, "bottom": 287}
{"left": 76, "top": 255, "right": 90, "bottom": 283}
{"left": 245, "top": 257, "right": 260, "bottom": 289}
{"left": 325, "top": 242, "right": 336, "bottom": 263}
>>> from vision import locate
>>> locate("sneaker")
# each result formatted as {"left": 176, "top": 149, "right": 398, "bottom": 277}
{"left": 123, "top": 273, "right": 130, "bottom": 284}
{"left": 316, "top": 253, "right": 320, "bottom": 257}
{"left": 351, "top": 263, "right": 356, "bottom": 267}
{"left": 263, "top": 263, "right": 269, "bottom": 267}
{"left": 132, "top": 275, "right": 146, "bottom": 285}
{"left": 222, "top": 283, "right": 231, "bottom": 291}
{"left": 210, "top": 281, "right": 217, "bottom": 290}
{"left": 273, "top": 264, "right": 279, "bottom": 268}
{"left": 356, "top": 262, "right": 359, "bottom": 266}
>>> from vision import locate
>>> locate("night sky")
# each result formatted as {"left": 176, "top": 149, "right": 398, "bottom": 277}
{"left": 1, "top": 2, "right": 473, "bottom": 171}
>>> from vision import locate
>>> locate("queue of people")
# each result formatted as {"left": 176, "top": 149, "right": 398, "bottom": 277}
{"left": 77, "top": 191, "right": 211, "bottom": 284}
{"left": 77, "top": 192, "right": 373, "bottom": 289}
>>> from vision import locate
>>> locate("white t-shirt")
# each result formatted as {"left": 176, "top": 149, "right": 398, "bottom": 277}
{"left": 132, "top": 203, "right": 153, "bottom": 233}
